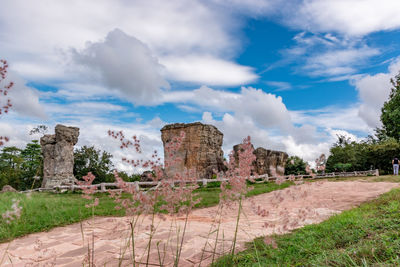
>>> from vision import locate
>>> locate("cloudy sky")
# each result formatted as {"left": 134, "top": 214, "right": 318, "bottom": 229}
{"left": 1, "top": 0, "right": 400, "bottom": 171}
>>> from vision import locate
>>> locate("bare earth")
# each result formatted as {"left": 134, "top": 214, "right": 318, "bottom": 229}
{"left": 1, "top": 181, "right": 398, "bottom": 266}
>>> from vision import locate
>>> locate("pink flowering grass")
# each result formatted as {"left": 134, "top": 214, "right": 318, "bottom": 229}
{"left": 76, "top": 172, "right": 99, "bottom": 209}
{"left": 1, "top": 199, "right": 22, "bottom": 224}
{"left": 1, "top": 198, "right": 22, "bottom": 265}
{"left": 0, "top": 59, "right": 13, "bottom": 146}
{"left": 108, "top": 129, "right": 201, "bottom": 266}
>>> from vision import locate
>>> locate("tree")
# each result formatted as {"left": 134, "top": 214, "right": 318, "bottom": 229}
{"left": 74, "top": 146, "right": 114, "bottom": 183}
{"left": 325, "top": 135, "right": 370, "bottom": 172}
{"left": 0, "top": 141, "right": 43, "bottom": 190}
{"left": 20, "top": 140, "right": 43, "bottom": 188}
{"left": 0, "top": 59, "right": 13, "bottom": 146}
{"left": 0, "top": 146, "right": 23, "bottom": 189}
{"left": 29, "top": 125, "right": 48, "bottom": 136}
{"left": 285, "top": 156, "right": 307, "bottom": 175}
{"left": 380, "top": 71, "right": 400, "bottom": 140}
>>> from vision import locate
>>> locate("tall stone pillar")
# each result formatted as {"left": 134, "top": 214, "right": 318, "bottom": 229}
{"left": 41, "top": 124, "right": 80, "bottom": 188}
{"left": 161, "top": 122, "right": 226, "bottom": 179}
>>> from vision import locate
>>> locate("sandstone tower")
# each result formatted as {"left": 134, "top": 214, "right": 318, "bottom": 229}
{"left": 161, "top": 122, "right": 226, "bottom": 179}
{"left": 41, "top": 124, "right": 79, "bottom": 188}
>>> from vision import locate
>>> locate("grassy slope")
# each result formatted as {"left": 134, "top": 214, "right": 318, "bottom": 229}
{"left": 0, "top": 181, "right": 291, "bottom": 242}
{"left": 215, "top": 182, "right": 400, "bottom": 266}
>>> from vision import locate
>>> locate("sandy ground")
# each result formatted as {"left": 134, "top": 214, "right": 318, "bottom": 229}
{"left": 1, "top": 181, "right": 398, "bottom": 267}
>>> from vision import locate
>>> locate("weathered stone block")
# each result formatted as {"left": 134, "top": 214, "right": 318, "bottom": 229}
{"left": 41, "top": 124, "right": 80, "bottom": 188}
{"left": 233, "top": 145, "right": 288, "bottom": 176}
{"left": 161, "top": 122, "right": 226, "bottom": 179}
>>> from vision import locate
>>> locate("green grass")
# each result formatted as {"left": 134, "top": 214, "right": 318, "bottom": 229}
{"left": 214, "top": 187, "right": 400, "bottom": 266}
{"left": 0, "top": 192, "right": 125, "bottom": 242}
{"left": 0, "top": 181, "right": 291, "bottom": 242}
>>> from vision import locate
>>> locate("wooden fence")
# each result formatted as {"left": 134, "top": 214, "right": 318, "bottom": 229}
{"left": 20, "top": 169, "right": 379, "bottom": 193}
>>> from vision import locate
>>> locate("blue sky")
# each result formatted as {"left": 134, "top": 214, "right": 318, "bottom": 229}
{"left": 1, "top": 0, "right": 400, "bottom": 170}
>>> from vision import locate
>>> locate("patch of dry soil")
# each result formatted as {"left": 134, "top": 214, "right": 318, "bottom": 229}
{"left": 1, "top": 181, "right": 398, "bottom": 266}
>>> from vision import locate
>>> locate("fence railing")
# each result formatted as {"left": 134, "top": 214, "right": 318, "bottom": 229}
{"left": 20, "top": 169, "right": 379, "bottom": 193}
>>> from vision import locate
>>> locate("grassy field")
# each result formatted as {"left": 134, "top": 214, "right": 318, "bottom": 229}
{"left": 0, "top": 181, "right": 291, "bottom": 242}
{"left": 215, "top": 186, "right": 400, "bottom": 266}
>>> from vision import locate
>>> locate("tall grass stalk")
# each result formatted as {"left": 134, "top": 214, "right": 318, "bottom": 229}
{"left": 198, "top": 204, "right": 223, "bottom": 266}
{"left": 231, "top": 196, "right": 242, "bottom": 256}
{"left": 145, "top": 210, "right": 156, "bottom": 267}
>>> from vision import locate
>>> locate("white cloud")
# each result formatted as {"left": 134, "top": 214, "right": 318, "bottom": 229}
{"left": 304, "top": 47, "right": 380, "bottom": 76}
{"left": 73, "top": 29, "right": 170, "bottom": 105}
{"left": 353, "top": 57, "right": 400, "bottom": 128}
{"left": 291, "top": 106, "right": 371, "bottom": 133}
{"left": 265, "top": 81, "right": 292, "bottom": 91}
{"left": 5, "top": 72, "right": 47, "bottom": 119}
{"left": 160, "top": 86, "right": 293, "bottom": 132}
{"left": 161, "top": 56, "right": 257, "bottom": 86}
{"left": 288, "top": 0, "right": 400, "bottom": 36}
{"left": 202, "top": 111, "right": 284, "bottom": 153}
{"left": 0, "top": 0, "right": 256, "bottom": 92}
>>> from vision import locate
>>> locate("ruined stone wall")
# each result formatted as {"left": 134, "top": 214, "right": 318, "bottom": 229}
{"left": 161, "top": 122, "right": 226, "bottom": 179}
{"left": 233, "top": 145, "right": 288, "bottom": 176}
{"left": 253, "top": 147, "right": 288, "bottom": 176}
{"left": 41, "top": 124, "right": 79, "bottom": 188}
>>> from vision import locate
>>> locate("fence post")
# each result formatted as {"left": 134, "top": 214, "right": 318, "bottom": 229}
{"left": 375, "top": 169, "right": 379, "bottom": 176}
{"left": 100, "top": 183, "right": 106, "bottom": 192}
{"left": 134, "top": 181, "right": 139, "bottom": 191}
{"left": 202, "top": 179, "right": 207, "bottom": 187}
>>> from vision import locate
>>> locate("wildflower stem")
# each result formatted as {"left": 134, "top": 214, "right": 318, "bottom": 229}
{"left": 211, "top": 205, "right": 223, "bottom": 264}
{"left": 130, "top": 214, "right": 140, "bottom": 267}
{"left": 231, "top": 195, "right": 242, "bottom": 256}
{"left": 0, "top": 242, "right": 11, "bottom": 266}
{"left": 145, "top": 208, "right": 156, "bottom": 266}
{"left": 174, "top": 206, "right": 190, "bottom": 267}
{"left": 199, "top": 203, "right": 223, "bottom": 266}
{"left": 91, "top": 231, "right": 94, "bottom": 266}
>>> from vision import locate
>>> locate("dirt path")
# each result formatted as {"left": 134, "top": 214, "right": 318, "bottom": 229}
{"left": 1, "top": 181, "right": 398, "bottom": 266}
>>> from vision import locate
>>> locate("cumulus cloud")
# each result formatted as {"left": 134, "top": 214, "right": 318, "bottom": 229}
{"left": 202, "top": 111, "right": 285, "bottom": 153}
{"left": 287, "top": 0, "right": 400, "bottom": 36}
{"left": 353, "top": 57, "right": 400, "bottom": 128}
{"left": 4, "top": 72, "right": 47, "bottom": 119}
{"left": 161, "top": 86, "right": 293, "bottom": 132}
{"left": 0, "top": 0, "right": 257, "bottom": 89}
{"left": 73, "top": 29, "right": 170, "bottom": 105}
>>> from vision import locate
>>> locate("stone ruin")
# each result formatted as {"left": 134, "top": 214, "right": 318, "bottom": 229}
{"left": 233, "top": 145, "right": 288, "bottom": 177}
{"left": 39, "top": 122, "right": 286, "bottom": 187}
{"left": 161, "top": 122, "right": 226, "bottom": 179}
{"left": 41, "top": 124, "right": 79, "bottom": 188}
{"left": 161, "top": 122, "right": 288, "bottom": 179}
{"left": 253, "top": 147, "right": 288, "bottom": 176}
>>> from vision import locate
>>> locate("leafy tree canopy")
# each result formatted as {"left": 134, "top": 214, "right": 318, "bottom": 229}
{"left": 380, "top": 71, "right": 400, "bottom": 140}
{"left": 0, "top": 141, "right": 43, "bottom": 190}
{"left": 74, "top": 145, "right": 114, "bottom": 183}
{"left": 285, "top": 156, "right": 307, "bottom": 175}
